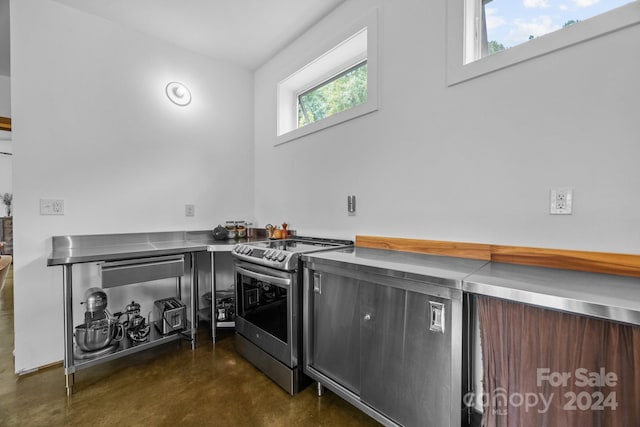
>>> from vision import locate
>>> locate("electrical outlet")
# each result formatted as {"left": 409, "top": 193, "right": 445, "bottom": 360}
{"left": 550, "top": 188, "right": 573, "bottom": 215}
{"left": 185, "top": 204, "right": 195, "bottom": 217}
{"left": 40, "top": 199, "right": 64, "bottom": 215}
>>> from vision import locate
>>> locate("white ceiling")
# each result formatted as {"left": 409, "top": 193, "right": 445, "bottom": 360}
{"left": 0, "top": 0, "right": 346, "bottom": 76}
{"left": 47, "top": 0, "right": 346, "bottom": 70}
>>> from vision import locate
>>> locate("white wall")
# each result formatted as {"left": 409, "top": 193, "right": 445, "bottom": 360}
{"left": 11, "top": 0, "right": 254, "bottom": 372}
{"left": 254, "top": 0, "right": 640, "bottom": 253}
{"left": 9, "top": 0, "right": 640, "bottom": 373}
{"left": 0, "top": 75, "right": 10, "bottom": 198}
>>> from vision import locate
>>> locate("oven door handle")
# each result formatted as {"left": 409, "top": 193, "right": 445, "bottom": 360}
{"left": 235, "top": 266, "right": 291, "bottom": 287}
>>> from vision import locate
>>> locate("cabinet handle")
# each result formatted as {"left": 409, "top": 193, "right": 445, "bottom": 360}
{"left": 429, "top": 301, "right": 445, "bottom": 333}
{"left": 363, "top": 313, "right": 371, "bottom": 321}
{"left": 313, "top": 273, "right": 322, "bottom": 294}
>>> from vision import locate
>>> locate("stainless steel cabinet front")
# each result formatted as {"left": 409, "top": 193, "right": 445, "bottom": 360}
{"left": 310, "top": 272, "right": 361, "bottom": 394}
{"left": 401, "top": 291, "right": 453, "bottom": 426}
{"left": 360, "top": 282, "right": 408, "bottom": 421}
{"left": 360, "top": 284, "right": 453, "bottom": 427}
{"left": 304, "top": 262, "right": 461, "bottom": 427}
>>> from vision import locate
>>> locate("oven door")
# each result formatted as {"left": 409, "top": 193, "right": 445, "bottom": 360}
{"left": 234, "top": 260, "right": 296, "bottom": 368}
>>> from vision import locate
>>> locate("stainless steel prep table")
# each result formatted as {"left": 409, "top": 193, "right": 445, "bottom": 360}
{"left": 46, "top": 230, "right": 255, "bottom": 265}
{"left": 47, "top": 230, "right": 261, "bottom": 394}
{"left": 463, "top": 262, "right": 640, "bottom": 326}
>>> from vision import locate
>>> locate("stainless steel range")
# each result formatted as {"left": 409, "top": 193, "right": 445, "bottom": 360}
{"left": 232, "top": 236, "right": 353, "bottom": 394}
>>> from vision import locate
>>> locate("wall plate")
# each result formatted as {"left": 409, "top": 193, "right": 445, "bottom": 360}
{"left": 550, "top": 188, "right": 573, "bottom": 215}
{"left": 40, "top": 199, "right": 64, "bottom": 215}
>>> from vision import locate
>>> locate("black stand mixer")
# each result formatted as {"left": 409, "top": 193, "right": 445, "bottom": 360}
{"left": 116, "top": 301, "right": 150, "bottom": 342}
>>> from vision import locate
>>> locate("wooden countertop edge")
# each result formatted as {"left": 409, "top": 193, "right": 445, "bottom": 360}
{"left": 356, "top": 235, "right": 492, "bottom": 261}
{"left": 490, "top": 245, "right": 640, "bottom": 277}
{"left": 0, "top": 116, "right": 11, "bottom": 132}
{"left": 356, "top": 235, "right": 640, "bottom": 278}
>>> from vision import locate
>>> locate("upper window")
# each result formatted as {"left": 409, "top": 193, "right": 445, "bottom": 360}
{"left": 276, "top": 9, "right": 379, "bottom": 145}
{"left": 448, "top": 0, "right": 640, "bottom": 84}
{"left": 470, "top": 0, "right": 635, "bottom": 63}
{"left": 297, "top": 61, "right": 368, "bottom": 128}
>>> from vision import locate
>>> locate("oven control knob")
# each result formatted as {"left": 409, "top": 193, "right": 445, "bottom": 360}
{"left": 276, "top": 252, "right": 286, "bottom": 262}
{"left": 233, "top": 244, "right": 241, "bottom": 253}
{"left": 242, "top": 246, "right": 251, "bottom": 254}
{"left": 245, "top": 247, "right": 253, "bottom": 255}
{"left": 264, "top": 249, "right": 273, "bottom": 259}
{"left": 270, "top": 250, "right": 279, "bottom": 260}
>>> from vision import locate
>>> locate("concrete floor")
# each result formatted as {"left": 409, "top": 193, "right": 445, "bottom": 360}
{"left": 0, "top": 266, "right": 380, "bottom": 426}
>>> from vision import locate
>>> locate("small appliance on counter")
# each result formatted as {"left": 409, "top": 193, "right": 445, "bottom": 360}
{"left": 212, "top": 224, "right": 228, "bottom": 240}
{"left": 115, "top": 300, "right": 150, "bottom": 343}
{"left": 215, "top": 289, "right": 235, "bottom": 324}
{"left": 154, "top": 297, "right": 186, "bottom": 335}
{"left": 74, "top": 288, "right": 123, "bottom": 359}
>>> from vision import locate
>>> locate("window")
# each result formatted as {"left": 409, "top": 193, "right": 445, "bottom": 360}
{"left": 276, "top": 9, "right": 378, "bottom": 145}
{"left": 447, "top": 0, "right": 640, "bottom": 84}
{"left": 297, "top": 61, "right": 368, "bottom": 128}
{"left": 471, "top": 0, "right": 635, "bottom": 63}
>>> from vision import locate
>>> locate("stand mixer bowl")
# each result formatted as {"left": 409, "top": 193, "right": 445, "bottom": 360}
{"left": 75, "top": 319, "right": 116, "bottom": 352}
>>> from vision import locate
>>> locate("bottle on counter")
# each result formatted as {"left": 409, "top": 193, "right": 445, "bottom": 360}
{"left": 236, "top": 221, "right": 246, "bottom": 238}
{"left": 225, "top": 221, "right": 236, "bottom": 239}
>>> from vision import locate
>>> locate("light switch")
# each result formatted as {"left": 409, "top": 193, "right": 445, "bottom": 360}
{"left": 40, "top": 199, "right": 64, "bottom": 215}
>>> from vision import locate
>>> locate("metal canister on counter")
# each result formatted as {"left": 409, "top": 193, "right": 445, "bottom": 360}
{"left": 225, "top": 221, "right": 236, "bottom": 239}
{"left": 236, "top": 221, "right": 246, "bottom": 238}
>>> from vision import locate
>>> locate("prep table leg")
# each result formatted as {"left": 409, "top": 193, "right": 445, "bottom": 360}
{"left": 190, "top": 252, "right": 198, "bottom": 350}
{"left": 211, "top": 251, "right": 217, "bottom": 343}
{"left": 65, "top": 372, "right": 74, "bottom": 396}
{"left": 316, "top": 382, "right": 325, "bottom": 397}
{"left": 63, "top": 264, "right": 74, "bottom": 396}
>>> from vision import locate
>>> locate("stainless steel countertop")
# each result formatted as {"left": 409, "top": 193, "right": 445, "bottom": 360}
{"left": 464, "top": 262, "right": 640, "bottom": 326}
{"left": 47, "top": 230, "right": 261, "bottom": 266}
{"left": 49, "top": 233, "right": 640, "bottom": 326}
{"left": 302, "top": 247, "right": 489, "bottom": 289}
{"left": 303, "top": 247, "right": 640, "bottom": 326}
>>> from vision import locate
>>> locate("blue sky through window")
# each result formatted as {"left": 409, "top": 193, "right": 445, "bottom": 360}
{"left": 485, "top": 0, "right": 635, "bottom": 48}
